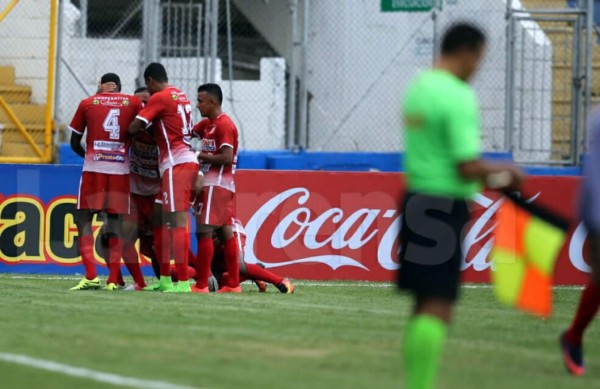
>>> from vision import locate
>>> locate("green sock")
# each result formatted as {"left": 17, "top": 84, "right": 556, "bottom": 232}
{"left": 403, "top": 315, "right": 447, "bottom": 389}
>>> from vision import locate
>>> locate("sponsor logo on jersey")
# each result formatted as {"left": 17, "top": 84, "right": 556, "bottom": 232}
{"left": 202, "top": 139, "right": 217, "bottom": 152}
{"left": 93, "top": 152, "right": 126, "bottom": 163}
{"left": 93, "top": 140, "right": 125, "bottom": 152}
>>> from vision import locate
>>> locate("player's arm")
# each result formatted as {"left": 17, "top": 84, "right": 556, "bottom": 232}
{"left": 129, "top": 94, "right": 162, "bottom": 136}
{"left": 69, "top": 101, "right": 87, "bottom": 158}
{"left": 448, "top": 91, "right": 523, "bottom": 190}
{"left": 198, "top": 146, "right": 233, "bottom": 166}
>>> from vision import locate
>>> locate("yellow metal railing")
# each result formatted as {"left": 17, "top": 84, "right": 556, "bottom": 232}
{"left": 0, "top": 0, "right": 57, "bottom": 163}
{"left": 0, "top": 0, "right": 19, "bottom": 23}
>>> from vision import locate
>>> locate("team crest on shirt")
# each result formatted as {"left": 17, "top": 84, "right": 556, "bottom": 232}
{"left": 171, "top": 93, "right": 178, "bottom": 101}
{"left": 122, "top": 99, "right": 130, "bottom": 106}
{"left": 92, "top": 98, "right": 100, "bottom": 105}
{"left": 202, "top": 138, "right": 217, "bottom": 152}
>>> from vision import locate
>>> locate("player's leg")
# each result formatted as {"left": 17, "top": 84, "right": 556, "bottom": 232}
{"left": 70, "top": 172, "right": 102, "bottom": 290}
{"left": 193, "top": 225, "right": 215, "bottom": 293}
{"left": 103, "top": 212, "right": 125, "bottom": 290}
{"left": 144, "top": 200, "right": 170, "bottom": 291}
{"left": 560, "top": 233, "right": 600, "bottom": 375}
{"left": 218, "top": 224, "right": 242, "bottom": 293}
{"left": 398, "top": 193, "right": 466, "bottom": 389}
{"left": 121, "top": 217, "right": 146, "bottom": 290}
{"left": 69, "top": 209, "right": 101, "bottom": 290}
{"left": 161, "top": 163, "right": 198, "bottom": 293}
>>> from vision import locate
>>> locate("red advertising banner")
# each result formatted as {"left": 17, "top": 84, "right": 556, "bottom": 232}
{"left": 235, "top": 171, "right": 588, "bottom": 285}
{"left": 0, "top": 167, "right": 591, "bottom": 285}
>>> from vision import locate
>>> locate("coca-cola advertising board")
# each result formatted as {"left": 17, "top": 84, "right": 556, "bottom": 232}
{"left": 0, "top": 164, "right": 591, "bottom": 285}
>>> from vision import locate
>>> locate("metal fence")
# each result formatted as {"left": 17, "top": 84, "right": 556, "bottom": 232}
{"left": 52, "top": 0, "right": 596, "bottom": 165}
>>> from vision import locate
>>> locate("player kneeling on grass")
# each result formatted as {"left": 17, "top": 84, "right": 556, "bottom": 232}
{"left": 191, "top": 83, "right": 242, "bottom": 293}
{"left": 172, "top": 217, "right": 295, "bottom": 293}
{"left": 69, "top": 73, "right": 143, "bottom": 291}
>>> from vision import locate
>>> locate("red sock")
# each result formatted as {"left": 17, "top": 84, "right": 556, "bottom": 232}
{"left": 566, "top": 281, "right": 600, "bottom": 345}
{"left": 188, "top": 249, "right": 197, "bottom": 268}
{"left": 170, "top": 265, "right": 179, "bottom": 282}
{"left": 154, "top": 225, "right": 171, "bottom": 277}
{"left": 223, "top": 238, "right": 240, "bottom": 288}
{"left": 117, "top": 271, "right": 125, "bottom": 287}
{"left": 122, "top": 241, "right": 146, "bottom": 287}
{"left": 239, "top": 275, "right": 248, "bottom": 283}
{"left": 196, "top": 237, "right": 214, "bottom": 289}
{"left": 171, "top": 226, "right": 190, "bottom": 282}
{"left": 78, "top": 235, "right": 97, "bottom": 280}
{"left": 245, "top": 263, "right": 284, "bottom": 286}
{"left": 188, "top": 266, "right": 197, "bottom": 280}
{"left": 106, "top": 236, "right": 123, "bottom": 285}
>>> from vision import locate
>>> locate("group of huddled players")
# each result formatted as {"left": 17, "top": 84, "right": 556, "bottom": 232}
{"left": 67, "top": 63, "right": 294, "bottom": 294}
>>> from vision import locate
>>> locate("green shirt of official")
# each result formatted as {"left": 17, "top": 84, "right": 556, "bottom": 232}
{"left": 402, "top": 69, "right": 482, "bottom": 198}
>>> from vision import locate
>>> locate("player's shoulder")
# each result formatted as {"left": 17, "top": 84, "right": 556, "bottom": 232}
{"left": 193, "top": 118, "right": 210, "bottom": 132}
{"left": 216, "top": 113, "right": 236, "bottom": 128}
{"left": 79, "top": 94, "right": 100, "bottom": 107}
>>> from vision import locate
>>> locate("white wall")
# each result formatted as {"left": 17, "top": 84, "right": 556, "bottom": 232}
{"left": 235, "top": 0, "right": 553, "bottom": 159}
{"left": 0, "top": 0, "right": 51, "bottom": 104}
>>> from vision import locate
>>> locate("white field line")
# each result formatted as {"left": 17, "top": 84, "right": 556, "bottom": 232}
{"left": 0, "top": 352, "right": 201, "bottom": 389}
{"left": 1, "top": 275, "right": 585, "bottom": 290}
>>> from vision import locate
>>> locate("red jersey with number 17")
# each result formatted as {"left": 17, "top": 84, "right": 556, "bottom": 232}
{"left": 69, "top": 93, "right": 142, "bottom": 175}
{"left": 192, "top": 113, "right": 239, "bottom": 192}
{"left": 135, "top": 86, "right": 197, "bottom": 174}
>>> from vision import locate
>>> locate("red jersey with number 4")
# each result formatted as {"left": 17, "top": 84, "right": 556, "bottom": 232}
{"left": 69, "top": 93, "right": 142, "bottom": 175}
{"left": 193, "top": 113, "right": 238, "bottom": 192}
{"left": 135, "top": 86, "right": 197, "bottom": 174}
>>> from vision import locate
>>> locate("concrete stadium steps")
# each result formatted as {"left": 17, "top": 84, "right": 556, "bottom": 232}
{"left": 0, "top": 125, "right": 46, "bottom": 156}
{"left": 0, "top": 85, "right": 32, "bottom": 104}
{"left": 0, "top": 104, "right": 46, "bottom": 125}
{"left": 0, "top": 65, "right": 49, "bottom": 160}
{"left": 0, "top": 66, "right": 15, "bottom": 85}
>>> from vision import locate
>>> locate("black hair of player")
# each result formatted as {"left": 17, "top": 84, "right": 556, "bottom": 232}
{"left": 143, "top": 63, "right": 168, "bottom": 83}
{"left": 440, "top": 23, "right": 486, "bottom": 55}
{"left": 197, "top": 83, "right": 223, "bottom": 105}
{"left": 100, "top": 72, "right": 121, "bottom": 92}
{"left": 134, "top": 86, "right": 148, "bottom": 94}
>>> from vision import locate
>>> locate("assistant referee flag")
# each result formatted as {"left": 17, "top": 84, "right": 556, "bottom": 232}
{"left": 492, "top": 193, "right": 569, "bottom": 318}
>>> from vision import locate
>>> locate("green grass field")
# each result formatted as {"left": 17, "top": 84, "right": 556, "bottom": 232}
{"left": 1, "top": 275, "right": 600, "bottom": 389}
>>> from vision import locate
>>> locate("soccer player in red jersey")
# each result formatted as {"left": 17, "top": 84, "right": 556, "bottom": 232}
{"left": 128, "top": 63, "right": 199, "bottom": 293}
{"left": 118, "top": 87, "right": 162, "bottom": 290}
{"left": 191, "top": 83, "right": 241, "bottom": 293}
{"left": 69, "top": 73, "right": 143, "bottom": 290}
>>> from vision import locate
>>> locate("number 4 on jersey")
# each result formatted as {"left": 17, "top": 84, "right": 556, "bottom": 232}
{"left": 103, "top": 108, "right": 121, "bottom": 140}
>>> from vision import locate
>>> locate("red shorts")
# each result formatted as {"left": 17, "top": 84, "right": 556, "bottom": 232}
{"left": 78, "top": 172, "right": 130, "bottom": 214}
{"left": 194, "top": 186, "right": 235, "bottom": 226}
{"left": 123, "top": 193, "right": 155, "bottom": 233}
{"left": 159, "top": 162, "right": 199, "bottom": 212}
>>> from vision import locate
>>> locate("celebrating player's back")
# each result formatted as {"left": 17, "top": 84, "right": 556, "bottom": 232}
{"left": 129, "top": 63, "right": 199, "bottom": 293}
{"left": 69, "top": 73, "right": 143, "bottom": 291}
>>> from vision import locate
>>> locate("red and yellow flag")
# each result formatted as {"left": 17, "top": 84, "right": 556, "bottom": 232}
{"left": 492, "top": 194, "right": 568, "bottom": 318}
